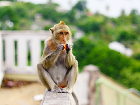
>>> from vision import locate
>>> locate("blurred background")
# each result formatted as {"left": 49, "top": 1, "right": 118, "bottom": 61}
{"left": 0, "top": 0, "right": 140, "bottom": 105}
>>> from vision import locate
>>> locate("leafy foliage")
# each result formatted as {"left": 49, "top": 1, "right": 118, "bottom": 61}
{"left": 73, "top": 37, "right": 140, "bottom": 90}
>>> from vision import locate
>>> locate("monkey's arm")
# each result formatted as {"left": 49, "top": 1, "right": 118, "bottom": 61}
{"left": 62, "top": 60, "right": 78, "bottom": 91}
{"left": 41, "top": 44, "right": 63, "bottom": 69}
{"left": 65, "top": 49, "right": 76, "bottom": 68}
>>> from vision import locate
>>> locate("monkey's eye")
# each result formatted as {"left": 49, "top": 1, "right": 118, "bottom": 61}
{"left": 59, "top": 32, "right": 63, "bottom": 34}
{"left": 65, "top": 32, "right": 69, "bottom": 35}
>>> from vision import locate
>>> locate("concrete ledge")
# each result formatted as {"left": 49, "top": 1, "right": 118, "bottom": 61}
{"left": 41, "top": 91, "right": 75, "bottom": 105}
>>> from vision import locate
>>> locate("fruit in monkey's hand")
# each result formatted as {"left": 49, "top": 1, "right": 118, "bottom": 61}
{"left": 63, "top": 44, "right": 70, "bottom": 53}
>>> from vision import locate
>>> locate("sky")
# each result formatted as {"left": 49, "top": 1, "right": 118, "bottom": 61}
{"left": 21, "top": 0, "right": 140, "bottom": 17}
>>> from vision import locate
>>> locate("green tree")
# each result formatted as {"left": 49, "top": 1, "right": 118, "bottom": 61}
{"left": 73, "top": 37, "right": 140, "bottom": 90}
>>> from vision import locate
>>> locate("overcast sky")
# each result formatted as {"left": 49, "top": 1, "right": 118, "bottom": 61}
{"left": 21, "top": 0, "right": 140, "bottom": 17}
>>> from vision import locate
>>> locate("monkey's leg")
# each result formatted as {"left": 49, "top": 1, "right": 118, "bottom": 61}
{"left": 37, "top": 63, "right": 57, "bottom": 90}
{"left": 66, "top": 61, "right": 78, "bottom": 90}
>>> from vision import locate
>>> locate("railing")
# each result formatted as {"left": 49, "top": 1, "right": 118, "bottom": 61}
{"left": 96, "top": 75, "right": 140, "bottom": 105}
{"left": 0, "top": 31, "right": 49, "bottom": 80}
{"left": 0, "top": 31, "right": 3, "bottom": 84}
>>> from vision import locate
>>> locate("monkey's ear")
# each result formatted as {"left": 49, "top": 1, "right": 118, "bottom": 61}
{"left": 49, "top": 28, "right": 54, "bottom": 34}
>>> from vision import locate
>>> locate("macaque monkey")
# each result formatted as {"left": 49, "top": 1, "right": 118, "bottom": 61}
{"left": 37, "top": 21, "right": 79, "bottom": 104}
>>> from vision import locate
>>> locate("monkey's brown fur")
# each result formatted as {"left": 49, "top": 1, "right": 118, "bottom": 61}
{"left": 37, "top": 21, "right": 79, "bottom": 104}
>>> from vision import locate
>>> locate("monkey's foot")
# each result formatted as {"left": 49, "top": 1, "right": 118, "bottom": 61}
{"left": 51, "top": 88, "right": 62, "bottom": 93}
{"left": 59, "top": 88, "right": 69, "bottom": 93}
{"left": 51, "top": 88, "right": 69, "bottom": 93}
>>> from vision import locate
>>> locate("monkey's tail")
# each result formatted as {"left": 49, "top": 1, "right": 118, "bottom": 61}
{"left": 72, "top": 92, "right": 79, "bottom": 105}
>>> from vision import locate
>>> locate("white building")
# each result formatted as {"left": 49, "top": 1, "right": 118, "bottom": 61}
{"left": 109, "top": 41, "right": 133, "bottom": 56}
{"left": 0, "top": 1, "right": 12, "bottom": 7}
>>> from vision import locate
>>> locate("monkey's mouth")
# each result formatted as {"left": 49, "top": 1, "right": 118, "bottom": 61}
{"left": 59, "top": 41, "right": 66, "bottom": 44}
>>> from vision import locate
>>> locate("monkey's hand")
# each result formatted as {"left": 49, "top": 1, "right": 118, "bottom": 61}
{"left": 53, "top": 85, "right": 69, "bottom": 93}
{"left": 60, "top": 88, "right": 69, "bottom": 93}
{"left": 66, "top": 44, "right": 71, "bottom": 54}
{"left": 56, "top": 44, "right": 64, "bottom": 52}
{"left": 44, "top": 44, "right": 63, "bottom": 59}
{"left": 52, "top": 85, "right": 62, "bottom": 93}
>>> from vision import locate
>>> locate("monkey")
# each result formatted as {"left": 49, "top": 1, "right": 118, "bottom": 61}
{"left": 37, "top": 21, "right": 79, "bottom": 105}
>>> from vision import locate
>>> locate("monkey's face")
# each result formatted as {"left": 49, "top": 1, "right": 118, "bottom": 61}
{"left": 50, "top": 21, "right": 71, "bottom": 44}
{"left": 55, "top": 29, "right": 70, "bottom": 44}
